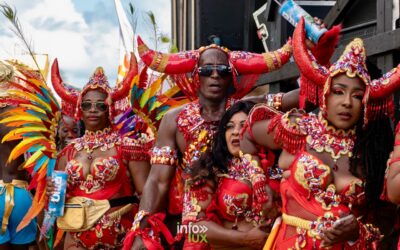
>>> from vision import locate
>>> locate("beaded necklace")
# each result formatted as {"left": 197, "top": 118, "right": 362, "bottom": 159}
{"left": 302, "top": 112, "right": 356, "bottom": 171}
{"left": 73, "top": 127, "right": 120, "bottom": 160}
{"left": 177, "top": 99, "right": 236, "bottom": 169}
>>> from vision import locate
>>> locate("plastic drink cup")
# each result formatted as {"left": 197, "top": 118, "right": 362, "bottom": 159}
{"left": 279, "top": 0, "right": 327, "bottom": 43}
{"left": 48, "top": 171, "right": 68, "bottom": 217}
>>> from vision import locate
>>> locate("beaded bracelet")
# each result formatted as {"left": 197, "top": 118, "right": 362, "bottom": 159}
{"left": 150, "top": 146, "right": 178, "bottom": 166}
{"left": 264, "top": 92, "right": 284, "bottom": 111}
{"left": 132, "top": 210, "right": 150, "bottom": 231}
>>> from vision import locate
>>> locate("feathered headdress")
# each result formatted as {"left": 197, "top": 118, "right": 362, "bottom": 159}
{"left": 0, "top": 63, "right": 61, "bottom": 232}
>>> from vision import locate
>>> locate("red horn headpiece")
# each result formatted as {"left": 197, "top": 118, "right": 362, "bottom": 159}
{"left": 51, "top": 59, "right": 79, "bottom": 104}
{"left": 294, "top": 17, "right": 400, "bottom": 123}
{"left": 112, "top": 53, "right": 138, "bottom": 101}
{"left": 229, "top": 39, "right": 292, "bottom": 75}
{"left": 51, "top": 59, "right": 79, "bottom": 117}
{"left": 51, "top": 54, "right": 138, "bottom": 123}
{"left": 137, "top": 35, "right": 292, "bottom": 99}
{"left": 293, "top": 18, "right": 329, "bottom": 87}
{"left": 369, "top": 65, "right": 400, "bottom": 99}
{"left": 138, "top": 35, "right": 292, "bottom": 75}
{"left": 138, "top": 36, "right": 198, "bottom": 74}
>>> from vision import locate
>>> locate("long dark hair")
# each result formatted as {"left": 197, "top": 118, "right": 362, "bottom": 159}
{"left": 350, "top": 61, "right": 395, "bottom": 211}
{"left": 350, "top": 116, "right": 394, "bottom": 210}
{"left": 189, "top": 101, "right": 255, "bottom": 181}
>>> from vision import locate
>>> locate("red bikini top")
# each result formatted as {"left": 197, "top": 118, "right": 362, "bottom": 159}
{"left": 63, "top": 146, "right": 132, "bottom": 200}
{"left": 288, "top": 152, "right": 365, "bottom": 210}
{"left": 215, "top": 177, "right": 253, "bottom": 222}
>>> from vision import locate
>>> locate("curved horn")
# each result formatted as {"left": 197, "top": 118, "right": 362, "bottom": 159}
{"left": 112, "top": 53, "right": 138, "bottom": 101}
{"left": 311, "top": 24, "right": 341, "bottom": 67}
{"left": 293, "top": 18, "right": 328, "bottom": 86}
{"left": 230, "top": 39, "right": 292, "bottom": 74}
{"left": 370, "top": 64, "right": 400, "bottom": 99}
{"left": 137, "top": 36, "right": 197, "bottom": 74}
{"left": 51, "top": 59, "right": 78, "bottom": 104}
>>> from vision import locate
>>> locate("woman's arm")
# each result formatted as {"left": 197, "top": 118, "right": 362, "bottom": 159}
{"left": 241, "top": 110, "right": 282, "bottom": 156}
{"left": 243, "top": 89, "right": 300, "bottom": 112}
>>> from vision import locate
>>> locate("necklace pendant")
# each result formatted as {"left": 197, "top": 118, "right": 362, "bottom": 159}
{"left": 87, "top": 154, "right": 93, "bottom": 160}
{"left": 333, "top": 163, "right": 338, "bottom": 172}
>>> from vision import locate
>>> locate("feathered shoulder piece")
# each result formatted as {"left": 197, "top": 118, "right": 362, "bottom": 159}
{"left": 116, "top": 62, "right": 188, "bottom": 137}
{"left": 0, "top": 62, "right": 60, "bottom": 231}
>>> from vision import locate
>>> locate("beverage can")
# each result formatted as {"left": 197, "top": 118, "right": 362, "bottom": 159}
{"left": 279, "top": 0, "right": 327, "bottom": 43}
{"left": 48, "top": 171, "right": 68, "bottom": 217}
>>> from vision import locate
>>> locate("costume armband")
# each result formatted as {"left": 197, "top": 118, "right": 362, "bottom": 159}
{"left": 150, "top": 146, "right": 178, "bottom": 166}
{"left": 272, "top": 109, "right": 307, "bottom": 155}
{"left": 264, "top": 92, "right": 284, "bottom": 111}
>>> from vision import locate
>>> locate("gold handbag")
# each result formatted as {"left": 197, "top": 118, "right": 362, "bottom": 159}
{"left": 56, "top": 197, "right": 110, "bottom": 232}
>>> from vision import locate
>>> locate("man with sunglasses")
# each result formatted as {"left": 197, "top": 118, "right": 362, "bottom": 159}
{"left": 124, "top": 36, "right": 295, "bottom": 249}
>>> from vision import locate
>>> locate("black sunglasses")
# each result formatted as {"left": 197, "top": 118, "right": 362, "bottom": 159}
{"left": 81, "top": 101, "right": 108, "bottom": 112}
{"left": 197, "top": 65, "right": 231, "bottom": 77}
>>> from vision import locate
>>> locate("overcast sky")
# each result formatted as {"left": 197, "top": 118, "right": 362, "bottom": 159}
{"left": 0, "top": 0, "right": 171, "bottom": 88}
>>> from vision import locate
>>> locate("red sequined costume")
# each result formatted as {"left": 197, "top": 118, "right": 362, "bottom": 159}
{"left": 245, "top": 18, "right": 400, "bottom": 250}
{"left": 247, "top": 106, "right": 370, "bottom": 249}
{"left": 122, "top": 36, "right": 293, "bottom": 250}
{"left": 58, "top": 127, "right": 152, "bottom": 249}
{"left": 136, "top": 32, "right": 292, "bottom": 216}
{"left": 168, "top": 99, "right": 236, "bottom": 215}
{"left": 51, "top": 56, "right": 154, "bottom": 249}
{"left": 182, "top": 154, "right": 269, "bottom": 249}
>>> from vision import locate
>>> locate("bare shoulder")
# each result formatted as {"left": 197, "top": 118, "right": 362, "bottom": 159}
{"left": 163, "top": 104, "right": 187, "bottom": 121}
{"left": 159, "top": 104, "right": 188, "bottom": 130}
{"left": 156, "top": 104, "right": 188, "bottom": 146}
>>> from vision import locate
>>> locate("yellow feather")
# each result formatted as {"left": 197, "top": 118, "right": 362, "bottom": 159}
{"left": 20, "top": 104, "right": 46, "bottom": 114}
{"left": 0, "top": 115, "right": 42, "bottom": 125}
{"left": 2, "top": 127, "right": 48, "bottom": 141}
{"left": 0, "top": 109, "right": 28, "bottom": 117}
{"left": 140, "top": 77, "right": 163, "bottom": 108}
{"left": 22, "top": 147, "right": 45, "bottom": 169}
{"left": 164, "top": 85, "right": 181, "bottom": 97}
{"left": 7, "top": 137, "right": 47, "bottom": 162}
{"left": 2, "top": 121, "right": 42, "bottom": 127}
{"left": 1, "top": 131, "right": 22, "bottom": 141}
{"left": 7, "top": 89, "right": 51, "bottom": 111}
